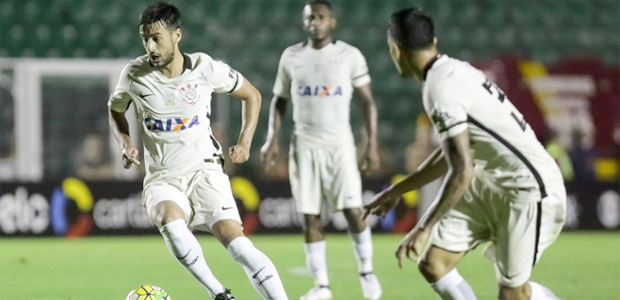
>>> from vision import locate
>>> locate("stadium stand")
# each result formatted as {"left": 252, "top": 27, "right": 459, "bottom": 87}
{"left": 1, "top": 0, "right": 618, "bottom": 170}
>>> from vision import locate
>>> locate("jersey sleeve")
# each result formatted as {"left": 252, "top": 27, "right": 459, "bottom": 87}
{"left": 108, "top": 64, "right": 133, "bottom": 113}
{"left": 272, "top": 50, "right": 291, "bottom": 99}
{"left": 427, "top": 74, "right": 469, "bottom": 141}
{"left": 350, "top": 48, "right": 371, "bottom": 88}
{"left": 210, "top": 60, "right": 244, "bottom": 94}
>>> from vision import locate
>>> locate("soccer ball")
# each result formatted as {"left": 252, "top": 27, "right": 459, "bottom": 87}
{"left": 126, "top": 285, "right": 171, "bottom": 300}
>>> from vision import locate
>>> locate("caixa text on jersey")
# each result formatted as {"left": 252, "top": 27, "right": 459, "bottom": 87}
{"left": 143, "top": 115, "right": 200, "bottom": 131}
{"left": 297, "top": 85, "right": 343, "bottom": 97}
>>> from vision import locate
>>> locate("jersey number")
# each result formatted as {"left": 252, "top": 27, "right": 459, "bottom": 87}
{"left": 481, "top": 79, "right": 527, "bottom": 132}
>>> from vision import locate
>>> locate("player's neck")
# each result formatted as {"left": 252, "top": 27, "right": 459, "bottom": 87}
{"left": 158, "top": 50, "right": 185, "bottom": 78}
{"left": 412, "top": 48, "right": 439, "bottom": 81}
{"left": 309, "top": 37, "right": 333, "bottom": 50}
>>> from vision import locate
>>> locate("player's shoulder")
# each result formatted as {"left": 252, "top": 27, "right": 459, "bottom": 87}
{"left": 333, "top": 40, "right": 361, "bottom": 53}
{"left": 187, "top": 52, "right": 215, "bottom": 69}
{"left": 281, "top": 41, "right": 307, "bottom": 56}
{"left": 122, "top": 55, "right": 151, "bottom": 78}
{"left": 428, "top": 55, "right": 479, "bottom": 84}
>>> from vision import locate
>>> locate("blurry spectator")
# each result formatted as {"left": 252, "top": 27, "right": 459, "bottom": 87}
{"left": 569, "top": 130, "right": 595, "bottom": 181}
{"left": 405, "top": 113, "right": 442, "bottom": 217}
{"left": 546, "top": 131, "right": 575, "bottom": 181}
{"left": 77, "top": 133, "right": 115, "bottom": 180}
{"left": 405, "top": 113, "right": 437, "bottom": 171}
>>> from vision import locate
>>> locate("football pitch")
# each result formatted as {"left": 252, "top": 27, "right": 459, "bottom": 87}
{"left": 1, "top": 232, "right": 618, "bottom": 300}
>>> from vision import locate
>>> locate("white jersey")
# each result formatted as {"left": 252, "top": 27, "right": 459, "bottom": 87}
{"left": 422, "top": 55, "right": 563, "bottom": 198}
{"left": 273, "top": 40, "right": 371, "bottom": 149}
{"left": 108, "top": 52, "right": 243, "bottom": 181}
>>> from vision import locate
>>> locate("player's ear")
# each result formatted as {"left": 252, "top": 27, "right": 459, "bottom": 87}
{"left": 173, "top": 27, "right": 182, "bottom": 43}
{"left": 433, "top": 37, "right": 438, "bottom": 46}
{"left": 388, "top": 35, "right": 401, "bottom": 61}
{"left": 330, "top": 17, "right": 337, "bottom": 30}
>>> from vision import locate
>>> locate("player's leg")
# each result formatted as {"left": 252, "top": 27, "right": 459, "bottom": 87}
{"left": 495, "top": 186, "right": 566, "bottom": 300}
{"left": 191, "top": 168, "right": 288, "bottom": 300}
{"left": 418, "top": 245, "right": 477, "bottom": 300}
{"left": 342, "top": 208, "right": 381, "bottom": 300}
{"left": 331, "top": 143, "right": 381, "bottom": 299}
{"left": 144, "top": 183, "right": 227, "bottom": 299}
{"left": 290, "top": 147, "right": 332, "bottom": 300}
{"left": 300, "top": 214, "right": 332, "bottom": 300}
{"left": 211, "top": 219, "right": 288, "bottom": 300}
{"left": 418, "top": 174, "right": 497, "bottom": 300}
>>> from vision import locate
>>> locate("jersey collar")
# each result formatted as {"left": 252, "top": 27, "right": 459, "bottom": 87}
{"left": 422, "top": 54, "right": 442, "bottom": 81}
{"left": 182, "top": 54, "right": 192, "bottom": 71}
{"left": 303, "top": 39, "right": 337, "bottom": 49}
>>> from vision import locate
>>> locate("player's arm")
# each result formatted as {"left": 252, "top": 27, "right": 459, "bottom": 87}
{"left": 109, "top": 108, "right": 140, "bottom": 168}
{"left": 228, "top": 77, "right": 261, "bottom": 164}
{"left": 354, "top": 84, "right": 380, "bottom": 174}
{"left": 108, "top": 64, "right": 140, "bottom": 169}
{"left": 394, "top": 130, "right": 473, "bottom": 266}
{"left": 417, "top": 130, "right": 474, "bottom": 230}
{"left": 363, "top": 146, "right": 447, "bottom": 219}
{"left": 260, "top": 96, "right": 288, "bottom": 170}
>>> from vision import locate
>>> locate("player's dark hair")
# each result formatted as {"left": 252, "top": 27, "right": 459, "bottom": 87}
{"left": 388, "top": 8, "right": 434, "bottom": 50}
{"left": 306, "top": 0, "right": 332, "bottom": 10}
{"left": 139, "top": 2, "right": 182, "bottom": 30}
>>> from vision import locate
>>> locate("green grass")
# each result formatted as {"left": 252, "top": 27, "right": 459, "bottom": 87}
{"left": 0, "top": 232, "right": 618, "bottom": 300}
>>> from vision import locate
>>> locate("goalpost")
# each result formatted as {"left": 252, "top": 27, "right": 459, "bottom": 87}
{"left": 3, "top": 58, "right": 138, "bottom": 181}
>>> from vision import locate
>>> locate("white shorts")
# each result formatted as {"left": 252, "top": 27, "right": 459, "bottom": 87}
{"left": 428, "top": 169, "right": 566, "bottom": 287}
{"left": 142, "top": 163, "right": 241, "bottom": 232}
{"left": 289, "top": 143, "right": 362, "bottom": 215}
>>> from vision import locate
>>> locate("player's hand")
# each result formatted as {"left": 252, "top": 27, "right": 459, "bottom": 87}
{"left": 396, "top": 226, "right": 430, "bottom": 269}
{"left": 229, "top": 144, "right": 250, "bottom": 164}
{"left": 121, "top": 146, "right": 141, "bottom": 169}
{"left": 359, "top": 146, "right": 380, "bottom": 175}
{"left": 259, "top": 142, "right": 279, "bottom": 171}
{"left": 362, "top": 188, "right": 400, "bottom": 220}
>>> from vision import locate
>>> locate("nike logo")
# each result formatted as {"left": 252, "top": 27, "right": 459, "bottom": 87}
{"left": 175, "top": 249, "right": 191, "bottom": 260}
{"left": 252, "top": 266, "right": 266, "bottom": 278}
{"left": 221, "top": 206, "right": 235, "bottom": 211}
{"left": 139, "top": 92, "right": 154, "bottom": 98}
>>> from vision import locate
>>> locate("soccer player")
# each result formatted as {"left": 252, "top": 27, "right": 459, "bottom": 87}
{"left": 108, "top": 3, "right": 288, "bottom": 300}
{"left": 260, "top": 1, "right": 381, "bottom": 299}
{"left": 364, "top": 8, "right": 566, "bottom": 300}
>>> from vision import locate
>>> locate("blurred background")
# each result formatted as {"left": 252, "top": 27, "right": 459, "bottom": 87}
{"left": 0, "top": 0, "right": 618, "bottom": 237}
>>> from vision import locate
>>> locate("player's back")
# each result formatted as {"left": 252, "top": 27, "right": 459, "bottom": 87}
{"left": 423, "top": 55, "right": 563, "bottom": 195}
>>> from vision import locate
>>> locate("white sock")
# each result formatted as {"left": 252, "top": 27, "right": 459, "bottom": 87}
{"left": 430, "top": 269, "right": 478, "bottom": 300}
{"left": 227, "top": 236, "right": 288, "bottom": 300}
{"left": 159, "top": 219, "right": 225, "bottom": 298}
{"left": 304, "top": 241, "right": 329, "bottom": 287}
{"left": 529, "top": 281, "right": 561, "bottom": 300}
{"left": 349, "top": 226, "right": 373, "bottom": 273}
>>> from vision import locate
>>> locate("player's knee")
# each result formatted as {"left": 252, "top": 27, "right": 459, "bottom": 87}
{"left": 418, "top": 257, "right": 450, "bottom": 283}
{"left": 303, "top": 214, "right": 322, "bottom": 231}
{"left": 342, "top": 208, "right": 365, "bottom": 232}
{"left": 212, "top": 219, "right": 245, "bottom": 247}
{"left": 498, "top": 283, "right": 530, "bottom": 300}
{"left": 152, "top": 201, "right": 185, "bottom": 228}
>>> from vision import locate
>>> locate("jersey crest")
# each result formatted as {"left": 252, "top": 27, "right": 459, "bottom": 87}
{"left": 180, "top": 83, "right": 200, "bottom": 105}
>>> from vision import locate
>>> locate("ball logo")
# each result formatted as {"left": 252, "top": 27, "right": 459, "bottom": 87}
{"left": 144, "top": 115, "right": 200, "bottom": 132}
{"left": 297, "top": 85, "right": 343, "bottom": 97}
